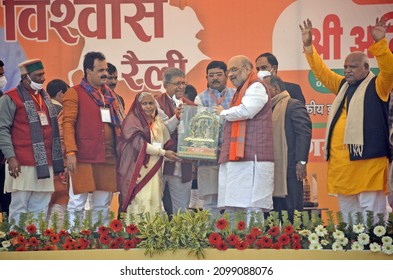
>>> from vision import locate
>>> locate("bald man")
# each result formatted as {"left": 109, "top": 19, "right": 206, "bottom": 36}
{"left": 213, "top": 55, "right": 274, "bottom": 221}
{"left": 300, "top": 17, "right": 393, "bottom": 224}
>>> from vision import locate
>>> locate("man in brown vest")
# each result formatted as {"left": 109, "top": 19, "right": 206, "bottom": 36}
{"left": 214, "top": 55, "right": 274, "bottom": 223}
{"left": 63, "top": 52, "right": 123, "bottom": 227}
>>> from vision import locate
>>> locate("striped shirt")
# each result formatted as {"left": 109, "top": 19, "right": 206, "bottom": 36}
{"left": 195, "top": 87, "right": 235, "bottom": 166}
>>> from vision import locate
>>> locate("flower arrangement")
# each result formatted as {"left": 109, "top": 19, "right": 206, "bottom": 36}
{"left": 205, "top": 210, "right": 393, "bottom": 255}
{"left": 1, "top": 209, "right": 393, "bottom": 258}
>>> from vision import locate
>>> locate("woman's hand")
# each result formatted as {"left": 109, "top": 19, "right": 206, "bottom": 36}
{"left": 164, "top": 150, "right": 181, "bottom": 162}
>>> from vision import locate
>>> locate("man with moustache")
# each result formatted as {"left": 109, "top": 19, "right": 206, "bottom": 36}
{"left": 214, "top": 56, "right": 274, "bottom": 221}
{"left": 194, "top": 61, "right": 235, "bottom": 216}
{"left": 62, "top": 52, "right": 123, "bottom": 226}
{"left": 155, "top": 67, "right": 194, "bottom": 215}
{"left": 106, "top": 62, "right": 126, "bottom": 120}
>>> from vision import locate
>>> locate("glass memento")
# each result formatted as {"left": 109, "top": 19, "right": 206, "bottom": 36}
{"left": 177, "top": 105, "right": 221, "bottom": 161}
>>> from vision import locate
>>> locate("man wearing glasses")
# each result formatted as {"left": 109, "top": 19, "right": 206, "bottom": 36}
{"left": 194, "top": 61, "right": 235, "bottom": 217}
{"left": 155, "top": 67, "right": 194, "bottom": 215}
{"left": 214, "top": 56, "right": 274, "bottom": 223}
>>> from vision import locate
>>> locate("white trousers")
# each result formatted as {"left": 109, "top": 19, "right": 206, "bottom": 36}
{"left": 164, "top": 175, "right": 192, "bottom": 214}
{"left": 388, "top": 162, "right": 393, "bottom": 209}
{"left": 9, "top": 190, "right": 52, "bottom": 226}
{"left": 47, "top": 204, "right": 67, "bottom": 229}
{"left": 67, "top": 179, "right": 112, "bottom": 226}
{"left": 337, "top": 190, "right": 387, "bottom": 224}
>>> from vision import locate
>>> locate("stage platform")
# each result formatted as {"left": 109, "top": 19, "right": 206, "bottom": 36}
{"left": 1, "top": 248, "right": 392, "bottom": 260}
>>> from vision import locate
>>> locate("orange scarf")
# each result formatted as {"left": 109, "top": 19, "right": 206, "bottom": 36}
{"left": 229, "top": 71, "right": 259, "bottom": 161}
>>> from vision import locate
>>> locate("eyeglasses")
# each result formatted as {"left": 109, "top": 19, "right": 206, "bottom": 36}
{"left": 207, "top": 72, "right": 225, "bottom": 78}
{"left": 168, "top": 81, "right": 187, "bottom": 87}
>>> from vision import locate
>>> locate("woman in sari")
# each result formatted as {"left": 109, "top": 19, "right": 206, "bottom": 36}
{"left": 117, "top": 91, "right": 179, "bottom": 219}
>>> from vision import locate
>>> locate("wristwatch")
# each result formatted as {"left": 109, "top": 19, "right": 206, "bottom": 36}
{"left": 299, "top": 161, "right": 306, "bottom": 165}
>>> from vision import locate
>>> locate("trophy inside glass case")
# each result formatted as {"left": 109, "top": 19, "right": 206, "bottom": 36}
{"left": 177, "top": 105, "right": 221, "bottom": 161}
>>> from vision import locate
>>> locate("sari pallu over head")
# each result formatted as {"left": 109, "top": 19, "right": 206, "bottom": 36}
{"left": 117, "top": 93, "right": 171, "bottom": 212}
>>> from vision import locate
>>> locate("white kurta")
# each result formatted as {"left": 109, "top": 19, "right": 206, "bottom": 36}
{"left": 4, "top": 164, "right": 55, "bottom": 193}
{"left": 217, "top": 82, "right": 274, "bottom": 210}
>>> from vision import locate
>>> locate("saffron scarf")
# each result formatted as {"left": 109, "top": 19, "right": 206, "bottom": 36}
{"left": 80, "top": 79, "right": 123, "bottom": 133}
{"left": 16, "top": 84, "right": 64, "bottom": 178}
{"left": 228, "top": 71, "right": 259, "bottom": 160}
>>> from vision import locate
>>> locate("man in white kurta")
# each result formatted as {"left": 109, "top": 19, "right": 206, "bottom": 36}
{"left": 214, "top": 56, "right": 274, "bottom": 217}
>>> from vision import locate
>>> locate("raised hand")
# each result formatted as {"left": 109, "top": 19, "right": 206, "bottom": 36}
{"left": 371, "top": 17, "right": 390, "bottom": 42}
{"left": 299, "top": 18, "right": 313, "bottom": 47}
